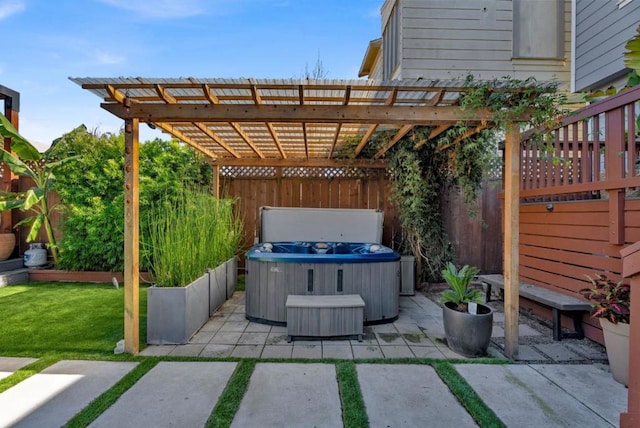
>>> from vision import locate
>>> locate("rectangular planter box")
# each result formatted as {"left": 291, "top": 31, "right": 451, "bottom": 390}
{"left": 147, "top": 272, "right": 210, "bottom": 345}
{"left": 226, "top": 256, "right": 238, "bottom": 299}
{"left": 209, "top": 263, "right": 227, "bottom": 315}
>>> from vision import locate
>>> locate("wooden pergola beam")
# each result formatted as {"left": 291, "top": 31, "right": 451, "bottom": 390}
{"left": 229, "top": 123, "right": 265, "bottom": 158}
{"left": 154, "top": 122, "right": 219, "bottom": 159}
{"left": 101, "top": 103, "right": 495, "bottom": 125}
{"left": 373, "top": 124, "right": 414, "bottom": 159}
{"left": 192, "top": 123, "right": 240, "bottom": 158}
{"left": 354, "top": 125, "right": 378, "bottom": 156}
{"left": 211, "top": 157, "right": 387, "bottom": 168}
{"left": 328, "top": 123, "right": 343, "bottom": 159}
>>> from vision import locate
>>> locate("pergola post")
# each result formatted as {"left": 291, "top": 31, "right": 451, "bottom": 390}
{"left": 503, "top": 123, "right": 520, "bottom": 359}
{"left": 124, "top": 118, "right": 140, "bottom": 354}
{"left": 1, "top": 91, "right": 18, "bottom": 234}
{"left": 212, "top": 164, "right": 220, "bottom": 198}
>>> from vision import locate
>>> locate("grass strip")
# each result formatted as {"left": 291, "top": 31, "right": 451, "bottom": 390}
{"left": 64, "top": 358, "right": 159, "bottom": 428}
{"left": 432, "top": 361, "right": 505, "bottom": 428}
{"left": 0, "top": 356, "right": 60, "bottom": 393}
{"left": 206, "top": 359, "right": 256, "bottom": 428}
{"left": 336, "top": 361, "right": 369, "bottom": 428}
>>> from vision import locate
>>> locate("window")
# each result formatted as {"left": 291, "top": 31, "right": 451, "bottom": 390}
{"left": 383, "top": 4, "right": 400, "bottom": 79}
{"left": 513, "top": 0, "right": 565, "bottom": 59}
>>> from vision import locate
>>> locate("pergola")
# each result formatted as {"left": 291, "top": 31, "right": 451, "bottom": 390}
{"left": 72, "top": 77, "right": 524, "bottom": 357}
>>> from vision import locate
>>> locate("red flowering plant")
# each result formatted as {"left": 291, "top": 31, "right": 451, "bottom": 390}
{"left": 579, "top": 274, "right": 630, "bottom": 324}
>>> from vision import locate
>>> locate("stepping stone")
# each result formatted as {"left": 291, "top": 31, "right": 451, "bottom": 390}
{"left": 0, "top": 357, "right": 37, "bottom": 380}
{"left": 514, "top": 345, "right": 549, "bottom": 362}
{"left": 529, "top": 364, "right": 627, "bottom": 426}
{"left": 0, "top": 360, "right": 137, "bottom": 428}
{"left": 535, "top": 343, "right": 584, "bottom": 362}
{"left": 455, "top": 364, "right": 622, "bottom": 427}
{"left": 232, "top": 363, "right": 341, "bottom": 428}
{"left": 357, "top": 364, "right": 476, "bottom": 427}
{"left": 90, "top": 362, "right": 236, "bottom": 427}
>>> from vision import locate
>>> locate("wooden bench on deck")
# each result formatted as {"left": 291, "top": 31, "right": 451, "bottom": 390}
{"left": 286, "top": 294, "right": 365, "bottom": 342}
{"left": 478, "top": 274, "right": 592, "bottom": 341}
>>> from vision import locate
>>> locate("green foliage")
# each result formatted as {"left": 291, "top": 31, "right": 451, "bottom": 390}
{"left": 441, "top": 262, "right": 482, "bottom": 310}
{"left": 145, "top": 189, "right": 242, "bottom": 287}
{"left": 0, "top": 112, "right": 79, "bottom": 267}
{"left": 579, "top": 274, "right": 630, "bottom": 324}
{"left": 47, "top": 126, "right": 213, "bottom": 271}
{"left": 624, "top": 25, "right": 640, "bottom": 74}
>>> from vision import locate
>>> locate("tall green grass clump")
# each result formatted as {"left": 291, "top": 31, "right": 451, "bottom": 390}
{"left": 145, "top": 189, "right": 243, "bottom": 287}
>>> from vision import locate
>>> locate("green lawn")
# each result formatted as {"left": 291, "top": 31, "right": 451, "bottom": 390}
{"left": 0, "top": 282, "right": 147, "bottom": 357}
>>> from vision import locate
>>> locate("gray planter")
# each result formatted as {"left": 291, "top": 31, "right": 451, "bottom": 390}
{"left": 442, "top": 301, "right": 493, "bottom": 357}
{"left": 147, "top": 272, "right": 210, "bottom": 345}
{"left": 209, "top": 262, "right": 227, "bottom": 314}
{"left": 226, "top": 256, "right": 238, "bottom": 299}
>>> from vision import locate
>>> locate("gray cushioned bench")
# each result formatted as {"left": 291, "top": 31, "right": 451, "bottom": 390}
{"left": 286, "top": 294, "right": 364, "bottom": 342}
{"left": 478, "top": 274, "right": 591, "bottom": 341}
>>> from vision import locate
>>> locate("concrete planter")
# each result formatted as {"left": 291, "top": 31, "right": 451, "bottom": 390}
{"left": 209, "top": 263, "right": 227, "bottom": 315}
{"left": 147, "top": 272, "right": 210, "bottom": 345}
{"left": 442, "top": 301, "right": 493, "bottom": 357}
{"left": 600, "top": 318, "right": 629, "bottom": 386}
{"left": 226, "top": 256, "right": 238, "bottom": 299}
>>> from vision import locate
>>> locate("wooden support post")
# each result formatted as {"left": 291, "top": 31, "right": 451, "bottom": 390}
{"left": 621, "top": 241, "right": 640, "bottom": 427}
{"left": 503, "top": 124, "right": 520, "bottom": 359}
{"left": 124, "top": 118, "right": 140, "bottom": 354}
{"left": 212, "top": 164, "right": 220, "bottom": 198}
{"left": 1, "top": 107, "right": 17, "bottom": 233}
{"left": 606, "top": 107, "right": 625, "bottom": 245}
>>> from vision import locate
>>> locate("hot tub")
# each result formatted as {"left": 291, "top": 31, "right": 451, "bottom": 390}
{"left": 245, "top": 240, "right": 401, "bottom": 325}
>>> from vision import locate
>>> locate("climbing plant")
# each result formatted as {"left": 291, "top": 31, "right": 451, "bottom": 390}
{"left": 340, "top": 76, "right": 567, "bottom": 283}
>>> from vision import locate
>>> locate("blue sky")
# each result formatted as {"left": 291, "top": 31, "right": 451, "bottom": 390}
{"left": 0, "top": 0, "right": 382, "bottom": 149}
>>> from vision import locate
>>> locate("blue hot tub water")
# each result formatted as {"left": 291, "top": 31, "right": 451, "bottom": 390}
{"left": 246, "top": 241, "right": 400, "bottom": 263}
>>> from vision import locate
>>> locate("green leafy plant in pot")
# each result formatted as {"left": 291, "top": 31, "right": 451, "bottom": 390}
{"left": 441, "top": 262, "right": 493, "bottom": 357}
{"left": 579, "top": 274, "right": 630, "bottom": 386}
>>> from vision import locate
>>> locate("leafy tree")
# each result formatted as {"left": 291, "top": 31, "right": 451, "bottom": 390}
{"left": 48, "top": 126, "right": 212, "bottom": 271}
{"left": 0, "top": 112, "right": 78, "bottom": 267}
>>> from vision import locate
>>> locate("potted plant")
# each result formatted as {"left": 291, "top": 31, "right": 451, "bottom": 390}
{"left": 579, "top": 274, "right": 630, "bottom": 386}
{"left": 441, "top": 262, "right": 493, "bottom": 357}
{"left": 145, "top": 188, "right": 243, "bottom": 344}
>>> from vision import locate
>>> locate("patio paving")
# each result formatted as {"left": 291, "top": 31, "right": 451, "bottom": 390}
{"left": 0, "top": 357, "right": 37, "bottom": 380}
{"left": 140, "top": 291, "right": 610, "bottom": 363}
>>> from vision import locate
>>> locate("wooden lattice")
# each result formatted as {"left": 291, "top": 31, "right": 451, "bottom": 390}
{"left": 220, "top": 166, "right": 387, "bottom": 179}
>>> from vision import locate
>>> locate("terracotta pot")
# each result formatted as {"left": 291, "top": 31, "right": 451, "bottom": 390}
{"left": 0, "top": 233, "right": 16, "bottom": 261}
{"left": 600, "top": 318, "right": 629, "bottom": 386}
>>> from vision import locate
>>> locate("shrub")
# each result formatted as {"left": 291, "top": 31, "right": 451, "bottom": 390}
{"left": 47, "top": 126, "right": 213, "bottom": 271}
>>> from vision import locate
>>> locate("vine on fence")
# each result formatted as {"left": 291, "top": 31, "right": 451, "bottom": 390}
{"left": 340, "top": 75, "right": 567, "bottom": 283}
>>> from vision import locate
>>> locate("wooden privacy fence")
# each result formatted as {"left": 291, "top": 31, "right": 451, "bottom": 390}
{"left": 219, "top": 164, "right": 503, "bottom": 273}
{"left": 518, "top": 85, "right": 640, "bottom": 342}
{"left": 9, "top": 163, "right": 503, "bottom": 275}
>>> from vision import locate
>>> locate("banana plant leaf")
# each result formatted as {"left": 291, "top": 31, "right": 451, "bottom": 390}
{"left": 0, "top": 113, "right": 41, "bottom": 161}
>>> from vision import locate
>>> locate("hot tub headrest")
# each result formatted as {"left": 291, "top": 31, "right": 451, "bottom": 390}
{"left": 259, "top": 207, "right": 384, "bottom": 244}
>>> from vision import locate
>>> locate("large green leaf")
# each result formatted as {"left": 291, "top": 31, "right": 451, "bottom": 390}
{"left": 0, "top": 197, "right": 26, "bottom": 211}
{"left": 625, "top": 26, "right": 640, "bottom": 72}
{"left": 22, "top": 188, "right": 45, "bottom": 211}
{"left": 0, "top": 112, "right": 41, "bottom": 161}
{"left": 14, "top": 216, "right": 35, "bottom": 229}
{"left": 26, "top": 214, "right": 44, "bottom": 242}
{"left": 0, "top": 149, "right": 36, "bottom": 179}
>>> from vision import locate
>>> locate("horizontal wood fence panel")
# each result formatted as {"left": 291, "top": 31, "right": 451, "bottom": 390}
{"left": 520, "top": 233, "right": 621, "bottom": 257}
{"left": 520, "top": 245, "right": 621, "bottom": 273}
{"left": 520, "top": 222, "right": 609, "bottom": 241}
{"left": 520, "top": 211, "right": 608, "bottom": 225}
{"left": 520, "top": 265, "right": 591, "bottom": 296}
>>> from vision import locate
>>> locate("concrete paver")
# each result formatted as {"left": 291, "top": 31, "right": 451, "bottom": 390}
{"left": 200, "top": 344, "right": 235, "bottom": 357}
{"left": 260, "top": 345, "right": 293, "bottom": 358}
{"left": 0, "top": 357, "right": 37, "bottom": 380}
{"left": 515, "top": 345, "right": 549, "bottom": 361}
{"left": 230, "top": 344, "right": 263, "bottom": 358}
{"left": 322, "top": 343, "right": 354, "bottom": 359}
{"left": 352, "top": 345, "right": 384, "bottom": 359}
{"left": 0, "top": 360, "right": 137, "bottom": 428}
{"left": 456, "top": 364, "right": 626, "bottom": 427}
{"left": 90, "top": 362, "right": 236, "bottom": 428}
{"left": 232, "top": 363, "right": 342, "bottom": 428}
{"left": 535, "top": 343, "right": 584, "bottom": 361}
{"left": 291, "top": 343, "right": 322, "bottom": 358}
{"left": 357, "top": 364, "right": 477, "bottom": 428}
{"left": 380, "top": 345, "right": 415, "bottom": 358}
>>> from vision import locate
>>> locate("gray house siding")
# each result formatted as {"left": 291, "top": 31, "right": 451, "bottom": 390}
{"left": 573, "top": 0, "right": 640, "bottom": 92}
{"left": 387, "top": 0, "right": 571, "bottom": 85}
